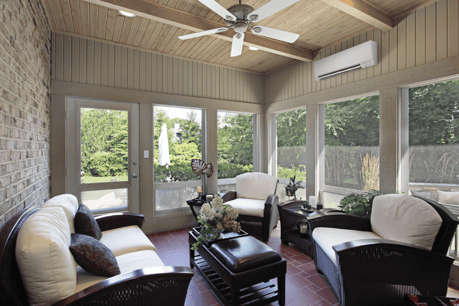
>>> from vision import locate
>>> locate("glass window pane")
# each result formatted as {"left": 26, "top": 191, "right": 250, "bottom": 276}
{"left": 153, "top": 106, "right": 202, "bottom": 183}
{"left": 324, "top": 95, "right": 380, "bottom": 191}
{"left": 276, "top": 109, "right": 306, "bottom": 183}
{"left": 80, "top": 108, "right": 129, "bottom": 184}
{"left": 409, "top": 80, "right": 459, "bottom": 198}
{"left": 217, "top": 112, "right": 253, "bottom": 179}
{"left": 82, "top": 188, "right": 128, "bottom": 212}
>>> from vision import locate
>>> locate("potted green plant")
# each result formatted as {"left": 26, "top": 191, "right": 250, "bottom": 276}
{"left": 285, "top": 176, "right": 304, "bottom": 199}
{"left": 338, "top": 189, "right": 382, "bottom": 218}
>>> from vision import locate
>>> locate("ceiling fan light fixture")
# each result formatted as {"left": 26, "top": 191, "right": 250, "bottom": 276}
{"left": 249, "top": 46, "right": 259, "bottom": 51}
{"left": 119, "top": 10, "right": 136, "bottom": 17}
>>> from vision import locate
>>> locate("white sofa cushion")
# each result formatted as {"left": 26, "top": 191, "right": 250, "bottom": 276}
{"left": 235, "top": 172, "right": 277, "bottom": 200}
{"left": 371, "top": 194, "right": 442, "bottom": 250}
{"left": 16, "top": 207, "right": 77, "bottom": 306}
{"left": 225, "top": 198, "right": 266, "bottom": 218}
{"left": 437, "top": 190, "right": 459, "bottom": 205}
{"left": 76, "top": 250, "right": 165, "bottom": 292}
{"left": 100, "top": 225, "right": 156, "bottom": 257}
{"left": 312, "top": 227, "right": 382, "bottom": 266}
{"left": 43, "top": 194, "right": 79, "bottom": 233}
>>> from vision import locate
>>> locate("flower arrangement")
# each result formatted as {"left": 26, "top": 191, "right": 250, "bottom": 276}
{"left": 191, "top": 195, "right": 241, "bottom": 250}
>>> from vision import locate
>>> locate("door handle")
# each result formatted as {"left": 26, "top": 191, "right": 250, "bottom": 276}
{"left": 132, "top": 174, "right": 138, "bottom": 178}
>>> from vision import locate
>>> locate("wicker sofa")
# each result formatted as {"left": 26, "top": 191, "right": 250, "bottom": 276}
{"left": 309, "top": 194, "right": 458, "bottom": 306}
{"left": 0, "top": 194, "right": 194, "bottom": 306}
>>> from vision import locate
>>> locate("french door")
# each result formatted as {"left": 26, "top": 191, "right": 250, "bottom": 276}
{"left": 66, "top": 98, "right": 139, "bottom": 214}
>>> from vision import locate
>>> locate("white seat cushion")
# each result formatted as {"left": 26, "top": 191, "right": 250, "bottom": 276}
{"left": 313, "top": 227, "right": 382, "bottom": 266}
{"left": 371, "top": 194, "right": 442, "bottom": 250}
{"left": 100, "top": 225, "right": 156, "bottom": 257}
{"left": 43, "top": 194, "right": 79, "bottom": 233}
{"left": 235, "top": 172, "right": 277, "bottom": 200}
{"left": 225, "top": 198, "right": 266, "bottom": 218}
{"left": 16, "top": 207, "right": 77, "bottom": 306}
{"left": 437, "top": 190, "right": 459, "bottom": 205}
{"left": 76, "top": 250, "right": 165, "bottom": 292}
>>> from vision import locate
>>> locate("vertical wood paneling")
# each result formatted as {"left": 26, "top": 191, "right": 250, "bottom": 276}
{"left": 140, "top": 51, "right": 146, "bottom": 91}
{"left": 127, "top": 48, "right": 134, "bottom": 89}
{"left": 416, "top": 7, "right": 426, "bottom": 66}
{"left": 133, "top": 50, "right": 140, "bottom": 91}
{"left": 146, "top": 53, "right": 152, "bottom": 92}
{"left": 389, "top": 26, "right": 398, "bottom": 73}
{"left": 121, "top": 47, "right": 127, "bottom": 88}
{"left": 63, "top": 34, "right": 72, "bottom": 82}
{"left": 374, "top": 29, "right": 382, "bottom": 76}
{"left": 398, "top": 19, "right": 407, "bottom": 70}
{"left": 425, "top": 3, "right": 436, "bottom": 63}
{"left": 101, "top": 43, "right": 108, "bottom": 86}
{"left": 448, "top": 0, "right": 459, "bottom": 57}
{"left": 366, "top": 30, "right": 374, "bottom": 78}
{"left": 437, "top": 0, "right": 448, "bottom": 60}
{"left": 87, "top": 40, "right": 94, "bottom": 84}
{"left": 114, "top": 46, "right": 122, "bottom": 88}
{"left": 108, "top": 45, "right": 114, "bottom": 87}
{"left": 157, "top": 54, "right": 163, "bottom": 93}
{"left": 406, "top": 12, "right": 416, "bottom": 68}
{"left": 71, "top": 36, "right": 79, "bottom": 83}
{"left": 79, "top": 38, "right": 86, "bottom": 83}
{"left": 172, "top": 57, "right": 179, "bottom": 95}
{"left": 94, "top": 41, "right": 101, "bottom": 86}
{"left": 381, "top": 31, "right": 390, "bottom": 75}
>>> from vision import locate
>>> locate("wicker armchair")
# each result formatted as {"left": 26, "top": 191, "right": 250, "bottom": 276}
{"left": 0, "top": 207, "right": 194, "bottom": 306}
{"left": 308, "top": 195, "right": 458, "bottom": 306}
{"left": 220, "top": 172, "right": 279, "bottom": 241}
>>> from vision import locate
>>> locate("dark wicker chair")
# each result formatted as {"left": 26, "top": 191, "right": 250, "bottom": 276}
{"left": 308, "top": 196, "right": 459, "bottom": 306}
{"left": 0, "top": 207, "right": 194, "bottom": 306}
{"left": 221, "top": 191, "right": 278, "bottom": 241}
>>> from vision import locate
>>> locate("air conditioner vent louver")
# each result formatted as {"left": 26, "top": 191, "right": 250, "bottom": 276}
{"left": 314, "top": 41, "right": 378, "bottom": 81}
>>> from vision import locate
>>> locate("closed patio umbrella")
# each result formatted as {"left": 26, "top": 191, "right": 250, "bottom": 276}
{"left": 158, "top": 123, "right": 170, "bottom": 166}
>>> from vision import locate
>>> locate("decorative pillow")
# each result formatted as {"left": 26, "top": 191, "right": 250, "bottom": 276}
{"left": 70, "top": 234, "right": 120, "bottom": 277}
{"left": 437, "top": 190, "right": 459, "bottom": 205}
{"left": 74, "top": 204, "right": 102, "bottom": 240}
{"left": 16, "top": 207, "right": 77, "bottom": 306}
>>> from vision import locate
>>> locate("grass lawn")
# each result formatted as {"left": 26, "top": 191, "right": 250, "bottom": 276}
{"left": 82, "top": 176, "right": 128, "bottom": 184}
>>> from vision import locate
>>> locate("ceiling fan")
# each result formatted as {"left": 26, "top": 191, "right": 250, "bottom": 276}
{"left": 178, "top": 0, "right": 301, "bottom": 57}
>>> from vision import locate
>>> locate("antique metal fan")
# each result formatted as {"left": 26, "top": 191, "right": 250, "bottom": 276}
{"left": 178, "top": 0, "right": 300, "bottom": 57}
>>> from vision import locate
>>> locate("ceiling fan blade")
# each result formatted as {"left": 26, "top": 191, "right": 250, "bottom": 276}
{"left": 231, "top": 33, "right": 245, "bottom": 57}
{"left": 251, "top": 26, "right": 299, "bottom": 43}
{"left": 178, "top": 27, "right": 228, "bottom": 40}
{"left": 248, "top": 0, "right": 300, "bottom": 23}
{"left": 198, "top": 0, "right": 237, "bottom": 21}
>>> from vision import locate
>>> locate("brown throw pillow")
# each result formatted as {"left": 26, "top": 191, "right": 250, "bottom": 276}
{"left": 74, "top": 204, "right": 102, "bottom": 240}
{"left": 70, "top": 234, "right": 120, "bottom": 277}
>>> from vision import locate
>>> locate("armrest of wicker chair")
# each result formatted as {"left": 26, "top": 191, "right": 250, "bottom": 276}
{"left": 95, "top": 212, "right": 145, "bottom": 231}
{"left": 51, "top": 266, "right": 194, "bottom": 306}
{"left": 307, "top": 213, "right": 372, "bottom": 233}
{"left": 333, "top": 239, "right": 454, "bottom": 300}
{"left": 263, "top": 194, "right": 279, "bottom": 240}
{"left": 220, "top": 191, "right": 237, "bottom": 203}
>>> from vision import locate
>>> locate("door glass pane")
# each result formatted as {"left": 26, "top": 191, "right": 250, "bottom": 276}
{"left": 324, "top": 95, "right": 380, "bottom": 191}
{"left": 81, "top": 188, "right": 128, "bottom": 212}
{"left": 80, "top": 108, "right": 129, "bottom": 183}
{"left": 217, "top": 112, "right": 253, "bottom": 179}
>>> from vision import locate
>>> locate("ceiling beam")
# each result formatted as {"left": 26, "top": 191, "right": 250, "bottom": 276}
{"left": 83, "top": 0, "right": 314, "bottom": 62}
{"left": 318, "top": 0, "right": 394, "bottom": 31}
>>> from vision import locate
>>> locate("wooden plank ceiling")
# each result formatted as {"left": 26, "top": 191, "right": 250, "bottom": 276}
{"left": 42, "top": 0, "right": 433, "bottom": 73}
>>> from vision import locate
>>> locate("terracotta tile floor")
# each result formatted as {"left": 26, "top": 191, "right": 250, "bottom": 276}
{"left": 147, "top": 224, "right": 459, "bottom": 306}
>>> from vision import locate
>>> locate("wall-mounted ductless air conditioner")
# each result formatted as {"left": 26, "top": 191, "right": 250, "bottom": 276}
{"left": 313, "top": 40, "right": 378, "bottom": 81}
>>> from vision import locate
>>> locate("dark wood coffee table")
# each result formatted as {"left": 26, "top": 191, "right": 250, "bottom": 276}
{"left": 189, "top": 229, "right": 286, "bottom": 306}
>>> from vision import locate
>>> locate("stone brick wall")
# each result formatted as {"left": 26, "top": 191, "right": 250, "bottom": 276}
{"left": 0, "top": 0, "right": 51, "bottom": 227}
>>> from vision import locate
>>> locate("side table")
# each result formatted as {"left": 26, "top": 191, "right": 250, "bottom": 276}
{"left": 186, "top": 194, "right": 215, "bottom": 221}
{"left": 278, "top": 200, "right": 342, "bottom": 258}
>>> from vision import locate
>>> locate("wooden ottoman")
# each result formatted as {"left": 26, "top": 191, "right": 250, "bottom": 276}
{"left": 189, "top": 231, "right": 286, "bottom": 306}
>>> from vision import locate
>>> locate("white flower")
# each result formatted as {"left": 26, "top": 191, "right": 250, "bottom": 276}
{"left": 226, "top": 206, "right": 238, "bottom": 219}
{"left": 211, "top": 195, "right": 223, "bottom": 207}
{"left": 200, "top": 203, "right": 212, "bottom": 221}
{"left": 215, "top": 212, "right": 223, "bottom": 219}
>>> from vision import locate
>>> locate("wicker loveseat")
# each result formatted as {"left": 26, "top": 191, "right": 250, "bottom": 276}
{"left": 221, "top": 172, "right": 279, "bottom": 241}
{"left": 309, "top": 194, "right": 458, "bottom": 306}
{"left": 0, "top": 194, "right": 193, "bottom": 306}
